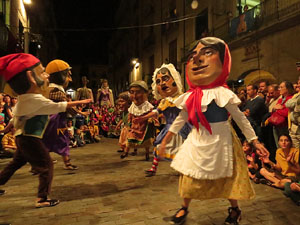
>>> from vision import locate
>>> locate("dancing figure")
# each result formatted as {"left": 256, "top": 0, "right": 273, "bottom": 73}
{"left": 96, "top": 79, "right": 114, "bottom": 107}
{"left": 0, "top": 53, "right": 91, "bottom": 208}
{"left": 159, "top": 37, "right": 268, "bottom": 224}
{"left": 120, "top": 80, "right": 158, "bottom": 161}
{"left": 137, "top": 64, "right": 191, "bottom": 177}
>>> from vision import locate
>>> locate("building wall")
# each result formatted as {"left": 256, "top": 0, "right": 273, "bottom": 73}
{"left": 230, "top": 3, "right": 300, "bottom": 84}
{"left": 110, "top": 0, "right": 300, "bottom": 95}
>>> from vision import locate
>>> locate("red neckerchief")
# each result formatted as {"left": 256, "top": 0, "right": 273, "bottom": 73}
{"left": 185, "top": 44, "right": 231, "bottom": 134}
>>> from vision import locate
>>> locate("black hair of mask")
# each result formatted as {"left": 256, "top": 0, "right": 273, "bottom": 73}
{"left": 188, "top": 37, "right": 226, "bottom": 64}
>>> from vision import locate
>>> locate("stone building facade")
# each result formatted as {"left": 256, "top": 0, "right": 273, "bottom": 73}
{"left": 109, "top": 0, "right": 300, "bottom": 93}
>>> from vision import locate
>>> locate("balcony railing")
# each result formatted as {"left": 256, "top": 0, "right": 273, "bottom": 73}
{"left": 214, "top": 0, "right": 300, "bottom": 41}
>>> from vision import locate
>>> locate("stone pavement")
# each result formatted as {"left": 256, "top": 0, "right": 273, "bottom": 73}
{"left": 0, "top": 137, "right": 299, "bottom": 225}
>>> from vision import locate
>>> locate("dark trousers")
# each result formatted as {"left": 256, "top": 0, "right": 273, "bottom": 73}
{"left": 0, "top": 136, "right": 53, "bottom": 198}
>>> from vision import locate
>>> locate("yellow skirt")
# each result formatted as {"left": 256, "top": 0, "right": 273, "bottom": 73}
{"left": 178, "top": 126, "right": 255, "bottom": 200}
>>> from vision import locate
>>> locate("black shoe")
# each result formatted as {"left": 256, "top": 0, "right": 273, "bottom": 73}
{"left": 145, "top": 169, "right": 154, "bottom": 174}
{"left": 29, "top": 169, "right": 39, "bottom": 175}
{"left": 259, "top": 178, "right": 272, "bottom": 186}
{"left": 224, "top": 207, "right": 241, "bottom": 225}
{"left": 117, "top": 149, "right": 124, "bottom": 153}
{"left": 145, "top": 171, "right": 156, "bottom": 177}
{"left": 0, "top": 189, "right": 5, "bottom": 195}
{"left": 120, "top": 152, "right": 128, "bottom": 159}
{"left": 170, "top": 206, "right": 188, "bottom": 225}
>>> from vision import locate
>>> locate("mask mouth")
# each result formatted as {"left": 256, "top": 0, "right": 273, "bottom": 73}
{"left": 161, "top": 85, "right": 168, "bottom": 91}
{"left": 192, "top": 65, "right": 208, "bottom": 71}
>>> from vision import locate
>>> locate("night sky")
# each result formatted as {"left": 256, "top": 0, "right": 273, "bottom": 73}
{"left": 52, "top": 0, "right": 118, "bottom": 64}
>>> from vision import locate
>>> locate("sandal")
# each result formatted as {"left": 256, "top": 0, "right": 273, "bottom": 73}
{"left": 224, "top": 207, "right": 241, "bottom": 225}
{"left": 120, "top": 152, "right": 128, "bottom": 159}
{"left": 35, "top": 198, "right": 60, "bottom": 208}
{"left": 64, "top": 164, "right": 78, "bottom": 170}
{"left": 170, "top": 206, "right": 189, "bottom": 225}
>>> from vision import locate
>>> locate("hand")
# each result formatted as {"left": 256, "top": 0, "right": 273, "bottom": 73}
{"left": 290, "top": 182, "right": 300, "bottom": 192}
{"left": 260, "top": 156, "right": 270, "bottom": 164}
{"left": 246, "top": 155, "right": 253, "bottom": 162}
{"left": 158, "top": 143, "right": 166, "bottom": 159}
{"left": 286, "top": 152, "right": 295, "bottom": 163}
{"left": 264, "top": 119, "right": 269, "bottom": 127}
{"left": 273, "top": 104, "right": 283, "bottom": 110}
{"left": 243, "top": 109, "right": 250, "bottom": 117}
{"left": 253, "top": 140, "right": 269, "bottom": 157}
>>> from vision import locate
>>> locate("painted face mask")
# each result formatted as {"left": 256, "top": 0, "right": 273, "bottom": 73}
{"left": 185, "top": 37, "right": 231, "bottom": 134}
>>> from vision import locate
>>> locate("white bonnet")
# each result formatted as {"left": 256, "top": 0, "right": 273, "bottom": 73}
{"left": 151, "top": 63, "right": 183, "bottom": 100}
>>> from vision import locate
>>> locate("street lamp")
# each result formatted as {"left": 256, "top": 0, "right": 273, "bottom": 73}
{"left": 23, "top": 0, "right": 32, "bottom": 4}
{"left": 191, "top": 0, "right": 199, "bottom": 10}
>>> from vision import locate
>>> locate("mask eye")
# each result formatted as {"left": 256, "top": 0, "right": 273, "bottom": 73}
{"left": 161, "top": 75, "right": 170, "bottom": 82}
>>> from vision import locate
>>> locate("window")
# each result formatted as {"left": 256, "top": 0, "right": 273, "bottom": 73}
{"left": 195, "top": 9, "right": 208, "bottom": 40}
{"left": 169, "top": 39, "right": 177, "bottom": 68}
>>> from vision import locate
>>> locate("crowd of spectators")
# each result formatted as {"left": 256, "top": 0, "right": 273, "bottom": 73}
{"left": 236, "top": 77, "right": 300, "bottom": 206}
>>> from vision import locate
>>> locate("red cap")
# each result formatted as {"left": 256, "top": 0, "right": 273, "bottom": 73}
{"left": 0, "top": 53, "right": 40, "bottom": 81}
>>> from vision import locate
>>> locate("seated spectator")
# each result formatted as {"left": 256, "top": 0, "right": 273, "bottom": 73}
{"left": 74, "top": 128, "right": 85, "bottom": 147}
{"left": 3, "top": 94, "right": 13, "bottom": 124}
{"left": 89, "top": 112, "right": 99, "bottom": 125}
{"left": 243, "top": 140, "right": 261, "bottom": 183}
{"left": 1, "top": 127, "right": 17, "bottom": 157}
{"left": 75, "top": 105, "right": 86, "bottom": 129}
{"left": 88, "top": 120, "right": 101, "bottom": 143}
{"left": 79, "top": 124, "right": 92, "bottom": 144}
{"left": 67, "top": 120, "right": 77, "bottom": 148}
{"left": 259, "top": 134, "right": 299, "bottom": 189}
{"left": 0, "top": 104, "right": 6, "bottom": 131}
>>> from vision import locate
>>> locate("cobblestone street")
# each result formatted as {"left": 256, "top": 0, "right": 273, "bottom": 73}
{"left": 0, "top": 138, "right": 299, "bottom": 225}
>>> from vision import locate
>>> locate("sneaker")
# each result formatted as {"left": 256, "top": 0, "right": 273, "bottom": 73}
{"left": 0, "top": 189, "right": 5, "bottom": 195}
{"left": 35, "top": 199, "right": 60, "bottom": 208}
{"left": 63, "top": 164, "right": 79, "bottom": 170}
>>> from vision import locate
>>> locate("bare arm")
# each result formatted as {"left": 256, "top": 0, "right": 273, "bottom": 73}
{"left": 0, "top": 121, "right": 13, "bottom": 134}
{"left": 66, "top": 99, "right": 92, "bottom": 108}
{"left": 158, "top": 131, "right": 175, "bottom": 158}
{"left": 132, "top": 111, "right": 158, "bottom": 123}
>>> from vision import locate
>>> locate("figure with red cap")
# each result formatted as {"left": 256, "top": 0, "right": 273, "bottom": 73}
{"left": 42, "top": 59, "right": 89, "bottom": 170}
{"left": 158, "top": 37, "right": 269, "bottom": 225}
{"left": 0, "top": 53, "right": 92, "bottom": 208}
